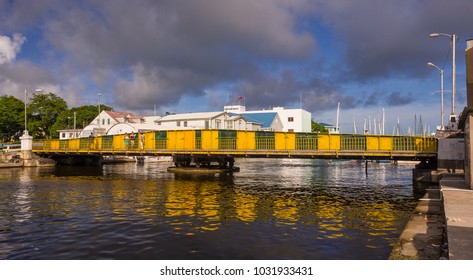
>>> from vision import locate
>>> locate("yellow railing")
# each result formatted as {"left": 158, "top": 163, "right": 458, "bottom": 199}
{"left": 32, "top": 130, "right": 438, "bottom": 158}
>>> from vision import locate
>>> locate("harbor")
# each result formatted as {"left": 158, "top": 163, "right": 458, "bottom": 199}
{"left": 0, "top": 159, "right": 419, "bottom": 259}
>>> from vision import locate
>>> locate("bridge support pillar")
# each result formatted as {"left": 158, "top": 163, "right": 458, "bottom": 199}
{"left": 173, "top": 154, "right": 235, "bottom": 169}
{"left": 19, "top": 130, "right": 56, "bottom": 167}
{"left": 20, "top": 131, "right": 33, "bottom": 166}
{"left": 412, "top": 159, "right": 437, "bottom": 185}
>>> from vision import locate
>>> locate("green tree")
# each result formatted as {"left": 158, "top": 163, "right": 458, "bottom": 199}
{"left": 27, "top": 93, "right": 68, "bottom": 139}
{"left": 311, "top": 120, "right": 328, "bottom": 133}
{"left": 0, "top": 95, "right": 25, "bottom": 141}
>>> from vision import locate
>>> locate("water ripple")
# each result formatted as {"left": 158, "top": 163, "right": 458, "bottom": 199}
{"left": 0, "top": 159, "right": 417, "bottom": 259}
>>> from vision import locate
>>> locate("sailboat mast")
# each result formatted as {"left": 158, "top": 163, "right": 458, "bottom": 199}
{"left": 353, "top": 115, "right": 357, "bottom": 134}
{"left": 369, "top": 116, "right": 372, "bottom": 133}
{"left": 397, "top": 117, "right": 400, "bottom": 135}
{"left": 382, "top": 108, "right": 385, "bottom": 135}
{"left": 374, "top": 118, "right": 377, "bottom": 135}
{"left": 336, "top": 102, "right": 340, "bottom": 133}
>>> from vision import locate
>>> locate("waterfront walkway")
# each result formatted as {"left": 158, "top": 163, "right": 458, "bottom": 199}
{"left": 440, "top": 174, "right": 473, "bottom": 260}
{"left": 390, "top": 172, "right": 473, "bottom": 260}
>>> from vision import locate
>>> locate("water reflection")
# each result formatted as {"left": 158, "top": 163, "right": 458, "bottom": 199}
{"left": 0, "top": 159, "right": 417, "bottom": 259}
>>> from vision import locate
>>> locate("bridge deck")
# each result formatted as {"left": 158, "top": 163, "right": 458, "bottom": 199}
{"left": 33, "top": 130, "right": 437, "bottom": 161}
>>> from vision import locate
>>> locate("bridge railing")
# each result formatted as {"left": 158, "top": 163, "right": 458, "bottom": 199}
{"left": 32, "top": 130, "right": 437, "bottom": 156}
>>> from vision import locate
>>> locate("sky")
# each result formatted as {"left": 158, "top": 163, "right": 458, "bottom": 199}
{"left": 1, "top": 0, "right": 473, "bottom": 134}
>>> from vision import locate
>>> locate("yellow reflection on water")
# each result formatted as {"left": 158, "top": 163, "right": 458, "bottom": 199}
{"left": 315, "top": 196, "right": 346, "bottom": 239}
{"left": 195, "top": 181, "right": 221, "bottom": 232}
{"left": 233, "top": 190, "right": 257, "bottom": 222}
{"left": 165, "top": 180, "right": 197, "bottom": 217}
{"left": 272, "top": 196, "right": 298, "bottom": 226}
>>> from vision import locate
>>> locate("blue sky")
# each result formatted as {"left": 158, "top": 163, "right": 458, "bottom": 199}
{"left": 1, "top": 0, "right": 472, "bottom": 134}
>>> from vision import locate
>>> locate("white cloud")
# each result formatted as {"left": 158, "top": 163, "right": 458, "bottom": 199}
{"left": 0, "top": 33, "right": 26, "bottom": 64}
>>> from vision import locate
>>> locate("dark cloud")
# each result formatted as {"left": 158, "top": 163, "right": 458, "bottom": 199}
{"left": 0, "top": 61, "right": 58, "bottom": 98}
{"left": 387, "top": 92, "right": 414, "bottom": 106}
{"left": 0, "top": 0, "right": 472, "bottom": 116}
{"left": 363, "top": 92, "right": 379, "bottom": 107}
{"left": 37, "top": 0, "right": 317, "bottom": 110}
{"left": 313, "top": 0, "right": 473, "bottom": 81}
{"left": 232, "top": 69, "right": 349, "bottom": 111}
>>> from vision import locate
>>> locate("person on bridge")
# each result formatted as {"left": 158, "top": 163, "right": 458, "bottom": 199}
{"left": 140, "top": 133, "right": 145, "bottom": 150}
{"left": 130, "top": 132, "right": 135, "bottom": 149}
{"left": 124, "top": 133, "right": 129, "bottom": 149}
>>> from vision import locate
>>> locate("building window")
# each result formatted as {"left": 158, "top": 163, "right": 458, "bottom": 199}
{"left": 288, "top": 129, "right": 294, "bottom": 132}
{"left": 226, "top": 121, "right": 233, "bottom": 129}
{"left": 216, "top": 119, "right": 221, "bottom": 129}
{"left": 184, "top": 121, "right": 187, "bottom": 127}
{"left": 288, "top": 117, "right": 294, "bottom": 122}
{"left": 177, "top": 121, "right": 181, "bottom": 127}
{"left": 157, "top": 122, "right": 161, "bottom": 125}
{"left": 102, "top": 119, "right": 105, "bottom": 125}
{"left": 108, "top": 118, "right": 110, "bottom": 125}
{"left": 61, "top": 133, "right": 65, "bottom": 138}
{"left": 205, "top": 120, "right": 209, "bottom": 129}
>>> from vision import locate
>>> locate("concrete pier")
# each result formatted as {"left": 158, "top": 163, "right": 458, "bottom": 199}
{"left": 440, "top": 174, "right": 473, "bottom": 259}
{"left": 389, "top": 185, "right": 446, "bottom": 259}
{"left": 391, "top": 173, "right": 473, "bottom": 260}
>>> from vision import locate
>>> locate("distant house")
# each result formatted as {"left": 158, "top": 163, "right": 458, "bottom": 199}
{"left": 319, "top": 122, "right": 339, "bottom": 134}
{"left": 223, "top": 115, "right": 262, "bottom": 130}
{"left": 224, "top": 105, "right": 311, "bottom": 132}
{"left": 229, "top": 112, "right": 283, "bottom": 131}
{"left": 58, "top": 129, "right": 82, "bottom": 140}
{"left": 79, "top": 110, "right": 160, "bottom": 137}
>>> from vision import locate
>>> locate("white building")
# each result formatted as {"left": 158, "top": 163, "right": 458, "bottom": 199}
{"left": 80, "top": 110, "right": 161, "bottom": 137}
{"left": 224, "top": 105, "right": 311, "bottom": 132}
{"left": 319, "top": 122, "right": 339, "bottom": 134}
{"left": 154, "top": 111, "right": 262, "bottom": 130}
{"left": 71, "top": 103, "right": 311, "bottom": 139}
{"left": 58, "top": 129, "right": 82, "bottom": 140}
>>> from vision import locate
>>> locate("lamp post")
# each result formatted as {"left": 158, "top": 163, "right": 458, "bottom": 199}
{"left": 427, "top": 62, "right": 444, "bottom": 130}
{"left": 429, "top": 33, "right": 458, "bottom": 119}
{"left": 23, "top": 88, "right": 43, "bottom": 136}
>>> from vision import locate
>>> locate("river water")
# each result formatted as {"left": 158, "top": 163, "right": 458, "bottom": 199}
{"left": 0, "top": 159, "right": 418, "bottom": 260}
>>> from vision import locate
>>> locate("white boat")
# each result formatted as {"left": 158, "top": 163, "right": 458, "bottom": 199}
{"left": 135, "top": 156, "right": 173, "bottom": 163}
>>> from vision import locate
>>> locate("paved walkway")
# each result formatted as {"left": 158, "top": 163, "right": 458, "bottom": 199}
{"left": 440, "top": 174, "right": 473, "bottom": 260}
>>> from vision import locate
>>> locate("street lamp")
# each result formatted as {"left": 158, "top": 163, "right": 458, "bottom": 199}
{"left": 427, "top": 62, "right": 444, "bottom": 130}
{"left": 23, "top": 88, "right": 43, "bottom": 136}
{"left": 429, "top": 33, "right": 458, "bottom": 120}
